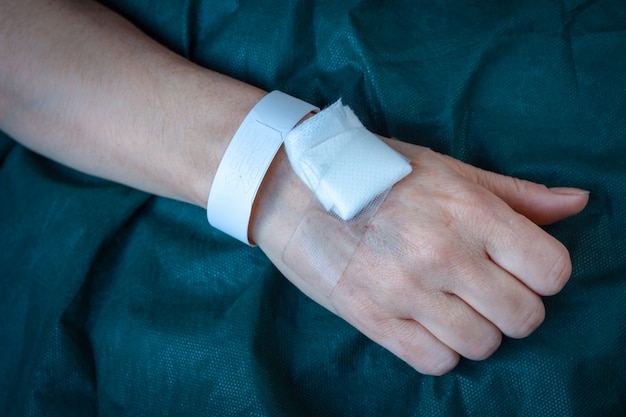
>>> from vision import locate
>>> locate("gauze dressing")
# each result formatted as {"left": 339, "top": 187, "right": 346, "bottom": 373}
{"left": 284, "top": 100, "right": 412, "bottom": 221}
{"left": 282, "top": 99, "right": 412, "bottom": 294}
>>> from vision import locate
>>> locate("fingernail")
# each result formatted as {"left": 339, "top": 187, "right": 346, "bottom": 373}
{"left": 549, "top": 187, "right": 590, "bottom": 196}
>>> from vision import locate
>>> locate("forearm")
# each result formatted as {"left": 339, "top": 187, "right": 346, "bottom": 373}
{"left": 0, "top": 0, "right": 265, "bottom": 206}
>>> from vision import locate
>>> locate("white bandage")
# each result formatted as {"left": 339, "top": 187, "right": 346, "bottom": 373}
{"left": 281, "top": 100, "right": 412, "bottom": 294}
{"left": 283, "top": 100, "right": 412, "bottom": 220}
{"left": 207, "top": 91, "right": 318, "bottom": 245}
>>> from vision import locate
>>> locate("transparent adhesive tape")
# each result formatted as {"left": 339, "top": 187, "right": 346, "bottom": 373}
{"left": 282, "top": 190, "right": 389, "bottom": 296}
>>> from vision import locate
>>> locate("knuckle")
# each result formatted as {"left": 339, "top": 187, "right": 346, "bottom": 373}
{"left": 507, "top": 296, "right": 545, "bottom": 338}
{"left": 458, "top": 187, "right": 498, "bottom": 213}
{"left": 376, "top": 318, "right": 461, "bottom": 376}
{"left": 420, "top": 245, "right": 450, "bottom": 272}
{"left": 417, "top": 350, "right": 460, "bottom": 376}
{"left": 457, "top": 192, "right": 509, "bottom": 237}
{"left": 414, "top": 234, "right": 462, "bottom": 274}
{"left": 542, "top": 246, "right": 572, "bottom": 295}
{"left": 346, "top": 295, "right": 384, "bottom": 325}
{"left": 465, "top": 328, "right": 502, "bottom": 361}
{"left": 333, "top": 284, "right": 385, "bottom": 328}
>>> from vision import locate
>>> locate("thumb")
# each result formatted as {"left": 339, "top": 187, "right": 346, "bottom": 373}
{"left": 435, "top": 153, "right": 589, "bottom": 225}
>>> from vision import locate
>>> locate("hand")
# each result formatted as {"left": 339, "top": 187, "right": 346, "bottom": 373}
{"left": 253, "top": 140, "right": 588, "bottom": 375}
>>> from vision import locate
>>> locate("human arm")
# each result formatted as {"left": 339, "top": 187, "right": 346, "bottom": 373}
{"left": 0, "top": 0, "right": 588, "bottom": 375}
{"left": 0, "top": 0, "right": 265, "bottom": 207}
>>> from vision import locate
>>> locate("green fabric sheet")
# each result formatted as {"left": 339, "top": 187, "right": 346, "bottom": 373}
{"left": 2, "top": 0, "right": 626, "bottom": 415}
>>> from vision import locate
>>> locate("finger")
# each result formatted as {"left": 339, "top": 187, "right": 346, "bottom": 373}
{"left": 410, "top": 291, "right": 503, "bottom": 361}
{"left": 435, "top": 153, "right": 589, "bottom": 225}
{"left": 330, "top": 282, "right": 461, "bottom": 375}
{"left": 449, "top": 256, "right": 546, "bottom": 338}
{"left": 357, "top": 316, "right": 460, "bottom": 376}
{"left": 482, "top": 208, "right": 572, "bottom": 296}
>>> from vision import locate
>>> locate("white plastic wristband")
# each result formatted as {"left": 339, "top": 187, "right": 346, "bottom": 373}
{"left": 207, "top": 91, "right": 318, "bottom": 245}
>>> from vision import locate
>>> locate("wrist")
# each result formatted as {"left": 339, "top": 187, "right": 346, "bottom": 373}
{"left": 251, "top": 146, "right": 339, "bottom": 313}
{"left": 249, "top": 110, "right": 317, "bottom": 245}
{"left": 250, "top": 147, "right": 312, "bottom": 247}
{"left": 205, "top": 91, "right": 318, "bottom": 245}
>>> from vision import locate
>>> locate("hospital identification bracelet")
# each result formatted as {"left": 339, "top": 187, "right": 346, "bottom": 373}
{"left": 207, "top": 91, "right": 318, "bottom": 245}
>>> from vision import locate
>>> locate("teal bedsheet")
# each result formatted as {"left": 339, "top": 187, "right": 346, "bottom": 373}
{"left": 1, "top": 0, "right": 626, "bottom": 415}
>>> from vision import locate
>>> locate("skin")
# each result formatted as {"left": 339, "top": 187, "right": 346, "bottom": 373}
{"left": 0, "top": 0, "right": 589, "bottom": 375}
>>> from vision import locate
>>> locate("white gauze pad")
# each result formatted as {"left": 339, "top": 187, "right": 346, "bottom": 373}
{"left": 281, "top": 100, "right": 413, "bottom": 295}
{"left": 283, "top": 100, "right": 412, "bottom": 220}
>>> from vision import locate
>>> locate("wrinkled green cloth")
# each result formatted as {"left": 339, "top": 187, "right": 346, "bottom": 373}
{"left": 2, "top": 0, "right": 626, "bottom": 415}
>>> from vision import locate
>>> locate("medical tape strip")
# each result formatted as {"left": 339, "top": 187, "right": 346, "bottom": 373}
{"left": 207, "top": 91, "right": 318, "bottom": 245}
{"left": 282, "top": 100, "right": 412, "bottom": 293}
{"left": 282, "top": 190, "right": 391, "bottom": 296}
